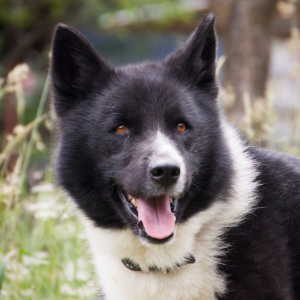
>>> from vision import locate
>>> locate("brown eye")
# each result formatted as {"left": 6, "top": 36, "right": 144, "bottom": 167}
{"left": 177, "top": 123, "right": 187, "bottom": 133}
{"left": 116, "top": 125, "right": 128, "bottom": 134}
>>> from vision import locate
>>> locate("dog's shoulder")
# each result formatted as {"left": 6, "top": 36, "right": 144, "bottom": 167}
{"left": 218, "top": 144, "right": 300, "bottom": 300}
{"left": 249, "top": 146, "right": 300, "bottom": 203}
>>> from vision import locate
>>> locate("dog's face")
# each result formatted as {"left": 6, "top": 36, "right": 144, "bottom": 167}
{"left": 51, "top": 14, "right": 232, "bottom": 244}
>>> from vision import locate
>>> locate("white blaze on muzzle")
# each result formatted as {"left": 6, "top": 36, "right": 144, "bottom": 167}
{"left": 150, "top": 130, "right": 187, "bottom": 196}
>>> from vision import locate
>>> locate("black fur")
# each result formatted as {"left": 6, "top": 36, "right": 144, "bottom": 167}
{"left": 218, "top": 148, "right": 300, "bottom": 299}
{"left": 51, "top": 14, "right": 300, "bottom": 299}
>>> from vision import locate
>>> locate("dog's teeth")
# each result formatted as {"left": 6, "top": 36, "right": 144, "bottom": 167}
{"left": 169, "top": 197, "right": 173, "bottom": 204}
{"left": 131, "top": 199, "right": 137, "bottom": 206}
{"left": 127, "top": 194, "right": 133, "bottom": 200}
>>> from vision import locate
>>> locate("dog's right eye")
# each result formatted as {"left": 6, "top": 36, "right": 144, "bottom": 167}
{"left": 115, "top": 125, "right": 128, "bottom": 134}
{"left": 177, "top": 123, "right": 187, "bottom": 133}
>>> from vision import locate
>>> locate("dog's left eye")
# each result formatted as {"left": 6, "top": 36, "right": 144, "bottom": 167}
{"left": 177, "top": 123, "right": 187, "bottom": 133}
{"left": 115, "top": 125, "right": 128, "bottom": 134}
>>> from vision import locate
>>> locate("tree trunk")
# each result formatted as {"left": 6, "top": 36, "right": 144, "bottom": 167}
{"left": 212, "top": 0, "right": 277, "bottom": 120}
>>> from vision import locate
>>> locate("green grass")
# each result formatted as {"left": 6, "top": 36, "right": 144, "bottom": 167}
{"left": 0, "top": 65, "right": 97, "bottom": 299}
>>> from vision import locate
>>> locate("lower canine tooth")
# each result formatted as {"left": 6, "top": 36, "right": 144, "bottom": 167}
{"left": 169, "top": 197, "right": 173, "bottom": 203}
{"left": 128, "top": 195, "right": 133, "bottom": 200}
{"left": 131, "top": 199, "right": 137, "bottom": 206}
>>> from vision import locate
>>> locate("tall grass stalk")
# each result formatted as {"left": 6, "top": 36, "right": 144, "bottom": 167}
{"left": 0, "top": 250, "right": 15, "bottom": 299}
{"left": 19, "top": 74, "right": 49, "bottom": 193}
{"left": 0, "top": 114, "right": 47, "bottom": 168}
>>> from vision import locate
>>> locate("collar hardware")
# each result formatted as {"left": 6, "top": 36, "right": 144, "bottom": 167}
{"left": 121, "top": 258, "right": 141, "bottom": 271}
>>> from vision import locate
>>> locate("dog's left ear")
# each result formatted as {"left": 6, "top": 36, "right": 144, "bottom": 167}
{"left": 50, "top": 24, "right": 114, "bottom": 118}
{"left": 163, "top": 14, "right": 217, "bottom": 89}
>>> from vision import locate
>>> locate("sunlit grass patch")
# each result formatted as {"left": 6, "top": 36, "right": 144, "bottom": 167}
{"left": 1, "top": 182, "right": 97, "bottom": 300}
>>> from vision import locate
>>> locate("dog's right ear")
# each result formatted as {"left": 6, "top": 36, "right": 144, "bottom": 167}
{"left": 50, "top": 24, "right": 113, "bottom": 118}
{"left": 163, "top": 14, "right": 217, "bottom": 93}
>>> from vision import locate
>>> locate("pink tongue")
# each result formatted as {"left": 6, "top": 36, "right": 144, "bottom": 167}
{"left": 137, "top": 195, "right": 175, "bottom": 239}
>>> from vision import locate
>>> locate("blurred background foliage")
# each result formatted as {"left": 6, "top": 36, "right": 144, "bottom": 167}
{"left": 0, "top": 0, "right": 299, "bottom": 299}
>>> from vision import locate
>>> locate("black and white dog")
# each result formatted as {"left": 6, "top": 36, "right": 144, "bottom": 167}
{"left": 50, "top": 14, "right": 300, "bottom": 300}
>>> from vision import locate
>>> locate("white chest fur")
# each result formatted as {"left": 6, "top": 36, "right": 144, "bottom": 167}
{"left": 82, "top": 208, "right": 226, "bottom": 300}
{"left": 79, "top": 123, "right": 258, "bottom": 300}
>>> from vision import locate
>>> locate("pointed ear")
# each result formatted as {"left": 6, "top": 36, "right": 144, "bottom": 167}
{"left": 163, "top": 14, "right": 217, "bottom": 90}
{"left": 50, "top": 24, "right": 114, "bottom": 118}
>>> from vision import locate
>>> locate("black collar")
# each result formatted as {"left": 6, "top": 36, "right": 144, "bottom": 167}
{"left": 121, "top": 253, "right": 195, "bottom": 273}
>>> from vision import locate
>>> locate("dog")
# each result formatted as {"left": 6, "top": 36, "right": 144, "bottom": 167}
{"left": 50, "top": 14, "right": 300, "bottom": 300}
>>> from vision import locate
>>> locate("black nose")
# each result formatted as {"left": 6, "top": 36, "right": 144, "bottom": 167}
{"left": 149, "top": 159, "right": 180, "bottom": 186}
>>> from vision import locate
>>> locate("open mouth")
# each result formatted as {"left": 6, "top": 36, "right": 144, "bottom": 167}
{"left": 117, "top": 189, "right": 179, "bottom": 242}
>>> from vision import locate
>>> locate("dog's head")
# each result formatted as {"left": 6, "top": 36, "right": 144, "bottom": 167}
{"left": 51, "top": 14, "right": 232, "bottom": 244}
